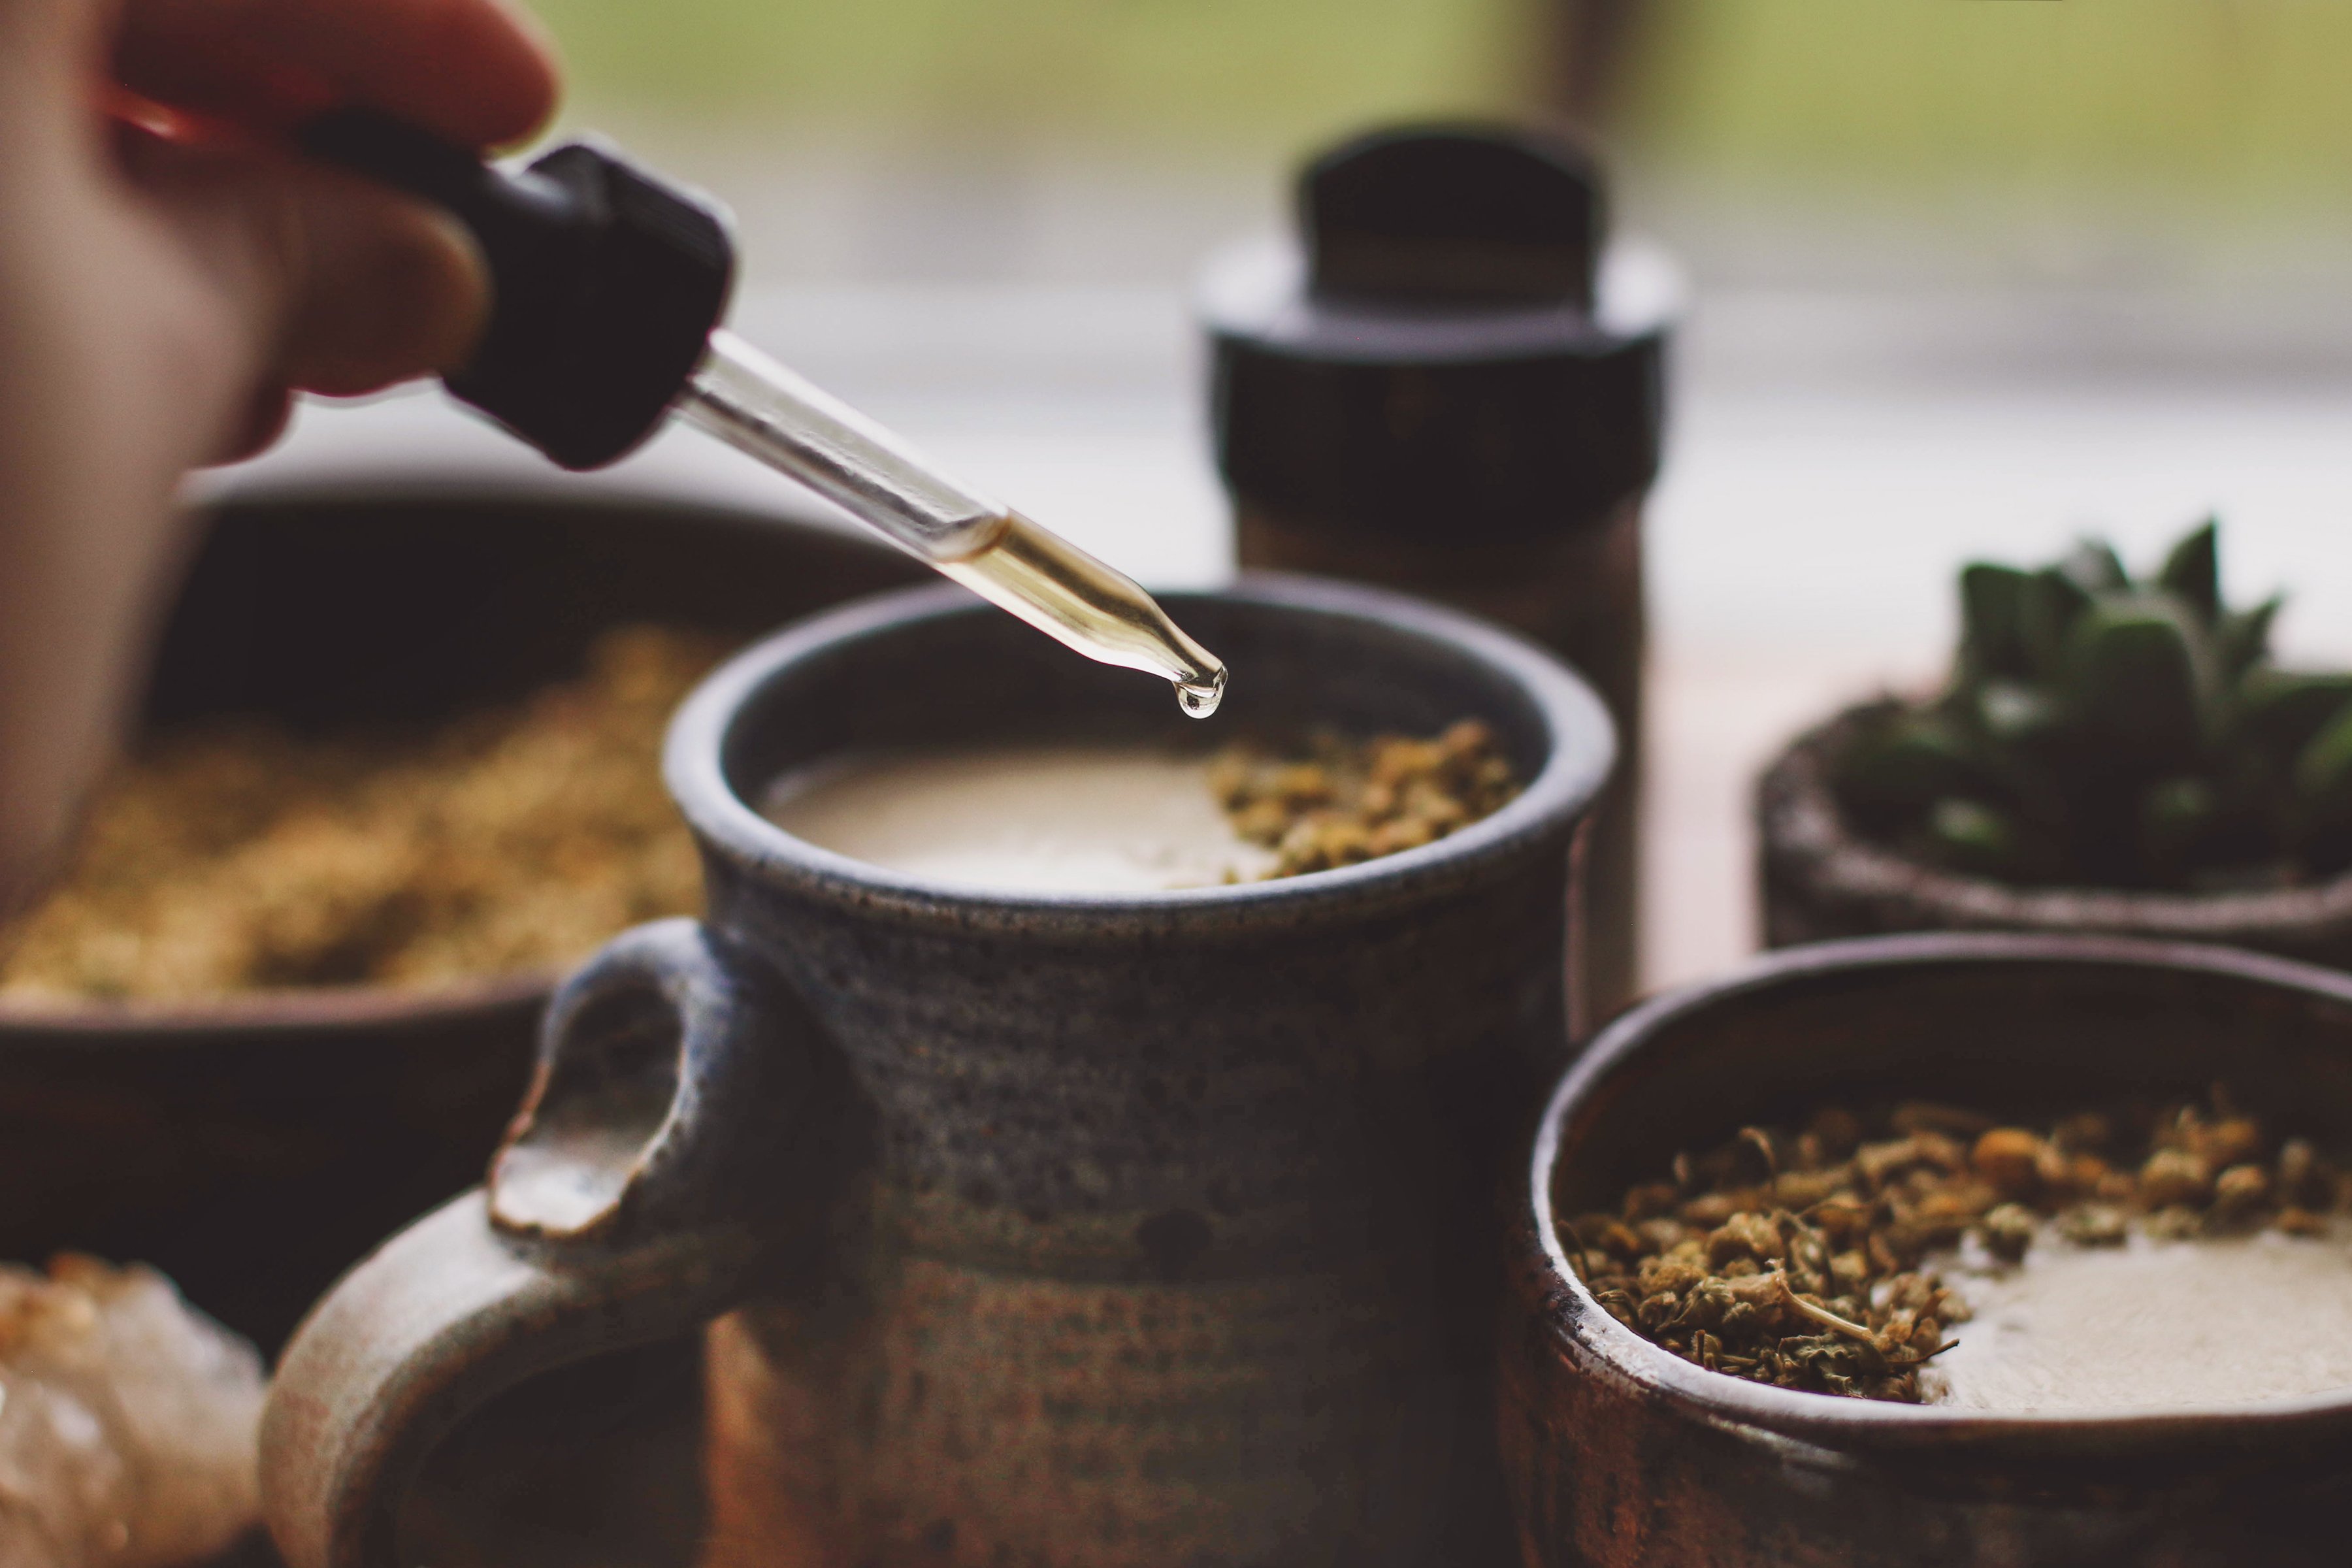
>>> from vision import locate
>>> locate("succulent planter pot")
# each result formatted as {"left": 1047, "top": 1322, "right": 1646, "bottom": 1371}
{"left": 1758, "top": 701, "right": 2352, "bottom": 968}
{"left": 1503, "top": 932, "right": 2352, "bottom": 1568}
{"left": 0, "top": 490, "right": 921, "bottom": 1352}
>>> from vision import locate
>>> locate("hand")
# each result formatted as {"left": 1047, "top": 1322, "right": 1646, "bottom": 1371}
{"left": 0, "top": 0, "right": 556, "bottom": 912}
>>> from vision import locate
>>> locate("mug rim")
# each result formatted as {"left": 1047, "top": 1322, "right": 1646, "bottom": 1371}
{"left": 1526, "top": 931, "right": 2352, "bottom": 1458}
{"left": 664, "top": 572, "right": 1613, "bottom": 935}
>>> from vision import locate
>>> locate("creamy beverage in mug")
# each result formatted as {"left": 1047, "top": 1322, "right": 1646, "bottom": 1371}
{"left": 763, "top": 745, "right": 1279, "bottom": 893}
{"left": 1929, "top": 1230, "right": 2352, "bottom": 1412}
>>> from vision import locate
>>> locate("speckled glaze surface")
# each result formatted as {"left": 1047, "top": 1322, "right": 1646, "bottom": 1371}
{"left": 1504, "top": 933, "right": 2352, "bottom": 1568}
{"left": 263, "top": 574, "right": 1613, "bottom": 1568}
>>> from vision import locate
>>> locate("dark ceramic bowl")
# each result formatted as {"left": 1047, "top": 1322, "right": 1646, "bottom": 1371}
{"left": 1759, "top": 702, "right": 2352, "bottom": 968}
{"left": 1505, "top": 932, "right": 2352, "bottom": 1568}
{"left": 0, "top": 491, "right": 921, "bottom": 1350}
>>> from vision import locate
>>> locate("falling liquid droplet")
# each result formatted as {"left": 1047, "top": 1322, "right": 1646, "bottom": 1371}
{"left": 1177, "top": 667, "right": 1226, "bottom": 719}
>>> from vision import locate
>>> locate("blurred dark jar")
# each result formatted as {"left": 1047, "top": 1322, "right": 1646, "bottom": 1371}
{"left": 1201, "top": 123, "right": 1676, "bottom": 1026}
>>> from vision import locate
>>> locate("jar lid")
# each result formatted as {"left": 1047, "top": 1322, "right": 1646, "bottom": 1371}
{"left": 1200, "top": 123, "right": 1677, "bottom": 542}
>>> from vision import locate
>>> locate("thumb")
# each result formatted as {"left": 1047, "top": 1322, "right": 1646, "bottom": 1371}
{"left": 122, "top": 129, "right": 489, "bottom": 400}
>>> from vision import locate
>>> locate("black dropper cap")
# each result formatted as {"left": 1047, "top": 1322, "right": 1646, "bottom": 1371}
{"left": 300, "top": 108, "right": 735, "bottom": 470}
{"left": 1201, "top": 123, "right": 1668, "bottom": 544}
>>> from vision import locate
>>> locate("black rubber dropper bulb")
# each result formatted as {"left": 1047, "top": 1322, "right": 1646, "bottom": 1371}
{"left": 295, "top": 108, "right": 1224, "bottom": 715}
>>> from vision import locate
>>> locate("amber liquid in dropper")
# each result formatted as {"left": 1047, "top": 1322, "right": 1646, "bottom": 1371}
{"left": 939, "top": 512, "right": 1226, "bottom": 717}
{"left": 675, "top": 333, "right": 1224, "bottom": 718}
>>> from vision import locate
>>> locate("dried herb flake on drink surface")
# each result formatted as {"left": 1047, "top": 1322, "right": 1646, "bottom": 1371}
{"left": 1560, "top": 1091, "right": 2352, "bottom": 1403}
{"left": 1209, "top": 720, "right": 1518, "bottom": 878}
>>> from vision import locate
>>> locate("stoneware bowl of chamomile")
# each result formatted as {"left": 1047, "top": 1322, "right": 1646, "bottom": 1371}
{"left": 0, "top": 488, "right": 921, "bottom": 1353}
{"left": 1505, "top": 931, "right": 2352, "bottom": 1568}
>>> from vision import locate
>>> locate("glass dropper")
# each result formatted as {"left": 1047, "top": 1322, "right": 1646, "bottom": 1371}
{"left": 675, "top": 333, "right": 1224, "bottom": 716}
{"left": 284, "top": 108, "right": 1226, "bottom": 719}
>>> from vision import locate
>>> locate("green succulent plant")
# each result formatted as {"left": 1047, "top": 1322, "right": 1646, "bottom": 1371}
{"left": 1831, "top": 519, "right": 2352, "bottom": 891}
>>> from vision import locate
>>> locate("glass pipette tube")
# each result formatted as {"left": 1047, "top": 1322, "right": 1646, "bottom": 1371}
{"left": 676, "top": 331, "right": 1224, "bottom": 717}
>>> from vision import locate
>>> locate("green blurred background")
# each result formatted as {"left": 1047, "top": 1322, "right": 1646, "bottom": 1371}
{"left": 532, "top": 0, "right": 1531, "bottom": 152}
{"left": 535, "top": 0, "right": 2352, "bottom": 205}
{"left": 1637, "top": 0, "right": 2352, "bottom": 208}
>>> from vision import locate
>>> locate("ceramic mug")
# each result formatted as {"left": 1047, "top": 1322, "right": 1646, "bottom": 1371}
{"left": 261, "top": 574, "right": 1613, "bottom": 1568}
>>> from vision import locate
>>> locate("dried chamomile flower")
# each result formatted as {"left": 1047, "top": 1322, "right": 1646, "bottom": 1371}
{"left": 2059, "top": 1203, "right": 2129, "bottom": 1247}
{"left": 0, "top": 626, "right": 727, "bottom": 1000}
{"left": 1981, "top": 1202, "right": 2038, "bottom": 1262}
{"left": 1970, "top": 1128, "right": 2044, "bottom": 1199}
{"left": 1562, "top": 1087, "right": 2352, "bottom": 1404}
{"left": 1210, "top": 721, "right": 1520, "bottom": 879}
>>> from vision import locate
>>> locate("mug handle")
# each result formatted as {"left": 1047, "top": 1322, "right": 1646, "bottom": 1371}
{"left": 260, "top": 919, "right": 846, "bottom": 1568}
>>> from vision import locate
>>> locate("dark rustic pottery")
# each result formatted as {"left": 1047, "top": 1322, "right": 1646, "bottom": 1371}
{"left": 1505, "top": 931, "right": 2352, "bottom": 1568}
{"left": 1759, "top": 702, "right": 2352, "bottom": 969}
{"left": 0, "top": 491, "right": 920, "bottom": 1353}
{"left": 261, "top": 574, "right": 1615, "bottom": 1568}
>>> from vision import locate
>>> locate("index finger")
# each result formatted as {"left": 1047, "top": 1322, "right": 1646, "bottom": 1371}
{"left": 113, "top": 0, "right": 559, "bottom": 148}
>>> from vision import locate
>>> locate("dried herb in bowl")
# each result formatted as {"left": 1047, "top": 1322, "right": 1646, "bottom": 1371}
{"left": 0, "top": 626, "right": 727, "bottom": 1000}
{"left": 1210, "top": 720, "right": 1519, "bottom": 877}
{"left": 1560, "top": 1091, "right": 2352, "bottom": 1403}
